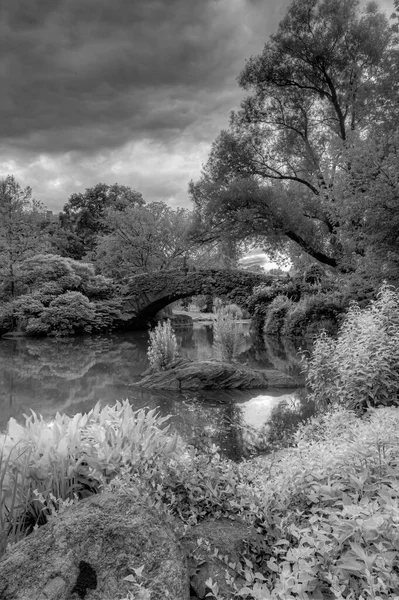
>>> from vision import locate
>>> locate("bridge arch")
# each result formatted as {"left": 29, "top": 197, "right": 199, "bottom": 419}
{"left": 120, "top": 268, "right": 274, "bottom": 328}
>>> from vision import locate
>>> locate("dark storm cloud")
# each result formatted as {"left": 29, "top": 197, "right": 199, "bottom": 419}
{"left": 0, "top": 0, "right": 296, "bottom": 211}
{"left": 0, "top": 0, "right": 289, "bottom": 155}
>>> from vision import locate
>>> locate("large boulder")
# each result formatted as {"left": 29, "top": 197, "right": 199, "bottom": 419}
{"left": 137, "top": 359, "right": 301, "bottom": 390}
{"left": 0, "top": 493, "right": 190, "bottom": 600}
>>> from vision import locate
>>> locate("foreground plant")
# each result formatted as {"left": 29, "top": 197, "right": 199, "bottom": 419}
{"left": 302, "top": 284, "right": 399, "bottom": 412}
{"left": 147, "top": 319, "right": 179, "bottom": 371}
{"left": 0, "top": 400, "right": 178, "bottom": 553}
{"left": 109, "top": 406, "right": 399, "bottom": 599}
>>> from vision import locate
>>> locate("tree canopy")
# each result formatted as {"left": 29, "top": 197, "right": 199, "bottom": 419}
{"left": 92, "top": 201, "right": 193, "bottom": 279}
{"left": 59, "top": 182, "right": 145, "bottom": 258}
{"left": 190, "top": 0, "right": 398, "bottom": 275}
{"left": 0, "top": 176, "right": 48, "bottom": 299}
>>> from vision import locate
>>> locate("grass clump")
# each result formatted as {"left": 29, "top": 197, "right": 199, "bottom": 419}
{"left": 213, "top": 303, "right": 243, "bottom": 362}
{"left": 302, "top": 284, "right": 399, "bottom": 412}
{"left": 147, "top": 320, "right": 178, "bottom": 371}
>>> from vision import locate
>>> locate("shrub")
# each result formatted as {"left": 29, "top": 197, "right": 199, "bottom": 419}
{"left": 263, "top": 295, "right": 294, "bottom": 336}
{"left": 281, "top": 293, "right": 344, "bottom": 338}
{"left": 213, "top": 304, "right": 243, "bottom": 362}
{"left": 238, "top": 407, "right": 399, "bottom": 599}
{"left": 0, "top": 401, "right": 178, "bottom": 552}
{"left": 40, "top": 291, "right": 96, "bottom": 336}
{"left": 147, "top": 320, "right": 178, "bottom": 371}
{"left": 303, "top": 284, "right": 399, "bottom": 412}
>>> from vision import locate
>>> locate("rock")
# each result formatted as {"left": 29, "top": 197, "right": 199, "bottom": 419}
{"left": 182, "top": 518, "right": 253, "bottom": 599}
{"left": 137, "top": 360, "right": 301, "bottom": 390}
{"left": 0, "top": 493, "right": 190, "bottom": 600}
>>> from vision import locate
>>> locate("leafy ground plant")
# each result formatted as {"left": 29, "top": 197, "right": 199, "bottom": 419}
{"left": 232, "top": 407, "right": 399, "bottom": 599}
{"left": 0, "top": 400, "right": 178, "bottom": 554}
{"left": 113, "top": 407, "right": 399, "bottom": 599}
{"left": 302, "top": 284, "right": 399, "bottom": 412}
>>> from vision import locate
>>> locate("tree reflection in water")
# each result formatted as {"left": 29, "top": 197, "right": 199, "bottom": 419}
{"left": 0, "top": 326, "right": 313, "bottom": 459}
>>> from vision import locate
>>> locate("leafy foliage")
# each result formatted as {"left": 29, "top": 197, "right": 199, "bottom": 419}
{"left": 59, "top": 182, "right": 145, "bottom": 258}
{"left": 2, "top": 396, "right": 399, "bottom": 599}
{"left": 303, "top": 284, "right": 399, "bottom": 412}
{"left": 263, "top": 295, "right": 294, "bottom": 336}
{"left": 281, "top": 293, "right": 344, "bottom": 338}
{"left": 0, "top": 254, "right": 126, "bottom": 336}
{"left": 0, "top": 176, "right": 48, "bottom": 301}
{"left": 189, "top": 0, "right": 397, "bottom": 274}
{"left": 0, "top": 400, "right": 178, "bottom": 552}
{"left": 93, "top": 201, "right": 193, "bottom": 279}
{"left": 235, "top": 407, "right": 399, "bottom": 599}
{"left": 147, "top": 320, "right": 179, "bottom": 371}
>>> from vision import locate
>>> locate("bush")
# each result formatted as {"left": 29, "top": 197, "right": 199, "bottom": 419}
{"left": 40, "top": 291, "right": 96, "bottom": 336}
{"left": 281, "top": 293, "right": 344, "bottom": 338}
{"left": 213, "top": 304, "right": 243, "bottom": 362}
{"left": 303, "top": 284, "right": 399, "bottom": 412}
{"left": 263, "top": 295, "right": 294, "bottom": 336}
{"left": 239, "top": 407, "right": 399, "bottom": 599}
{"left": 0, "top": 401, "right": 178, "bottom": 552}
{"left": 147, "top": 320, "right": 178, "bottom": 371}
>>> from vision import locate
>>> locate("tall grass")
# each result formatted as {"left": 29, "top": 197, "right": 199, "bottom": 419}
{"left": 213, "top": 303, "right": 243, "bottom": 362}
{"left": 0, "top": 400, "right": 178, "bottom": 555}
{"left": 303, "top": 284, "right": 399, "bottom": 412}
{"left": 147, "top": 320, "right": 178, "bottom": 371}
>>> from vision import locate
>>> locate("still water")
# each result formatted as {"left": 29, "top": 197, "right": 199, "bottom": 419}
{"left": 0, "top": 322, "right": 312, "bottom": 460}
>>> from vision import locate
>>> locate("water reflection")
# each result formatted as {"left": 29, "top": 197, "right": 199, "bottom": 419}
{"left": 0, "top": 325, "right": 312, "bottom": 459}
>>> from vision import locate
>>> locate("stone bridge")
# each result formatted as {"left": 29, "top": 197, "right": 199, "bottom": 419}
{"left": 120, "top": 268, "right": 273, "bottom": 328}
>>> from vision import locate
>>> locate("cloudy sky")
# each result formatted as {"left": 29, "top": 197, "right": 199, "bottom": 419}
{"left": 0, "top": 0, "right": 293, "bottom": 212}
{"left": 1, "top": 0, "right": 394, "bottom": 214}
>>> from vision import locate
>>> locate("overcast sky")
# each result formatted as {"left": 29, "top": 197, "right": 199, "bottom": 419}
{"left": 0, "top": 0, "right": 394, "bottom": 213}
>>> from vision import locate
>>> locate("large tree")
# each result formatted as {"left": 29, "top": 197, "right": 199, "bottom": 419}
{"left": 0, "top": 176, "right": 47, "bottom": 299}
{"left": 92, "top": 202, "right": 193, "bottom": 279}
{"left": 59, "top": 182, "right": 145, "bottom": 258}
{"left": 190, "top": 0, "right": 396, "bottom": 270}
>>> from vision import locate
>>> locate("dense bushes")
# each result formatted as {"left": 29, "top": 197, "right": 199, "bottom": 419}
{"left": 281, "top": 293, "right": 344, "bottom": 338}
{"left": 263, "top": 295, "right": 294, "bottom": 336}
{"left": 0, "top": 401, "right": 178, "bottom": 550}
{"left": 303, "top": 285, "right": 399, "bottom": 413}
{"left": 248, "top": 271, "right": 345, "bottom": 338}
{"left": 2, "top": 398, "right": 399, "bottom": 598}
{"left": 0, "top": 254, "right": 126, "bottom": 336}
{"left": 239, "top": 407, "right": 399, "bottom": 599}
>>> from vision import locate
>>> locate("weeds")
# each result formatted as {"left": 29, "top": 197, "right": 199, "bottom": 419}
{"left": 147, "top": 320, "right": 178, "bottom": 371}
{"left": 213, "top": 303, "right": 243, "bottom": 362}
{"left": 302, "top": 284, "right": 399, "bottom": 412}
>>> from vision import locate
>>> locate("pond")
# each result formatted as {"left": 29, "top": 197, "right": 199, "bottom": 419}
{"left": 0, "top": 321, "right": 314, "bottom": 460}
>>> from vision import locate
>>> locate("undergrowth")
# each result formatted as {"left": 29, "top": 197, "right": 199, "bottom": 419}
{"left": 302, "top": 284, "right": 399, "bottom": 412}
{"left": 0, "top": 400, "right": 178, "bottom": 554}
{"left": 108, "top": 406, "right": 399, "bottom": 599}
{"left": 2, "top": 399, "right": 399, "bottom": 598}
